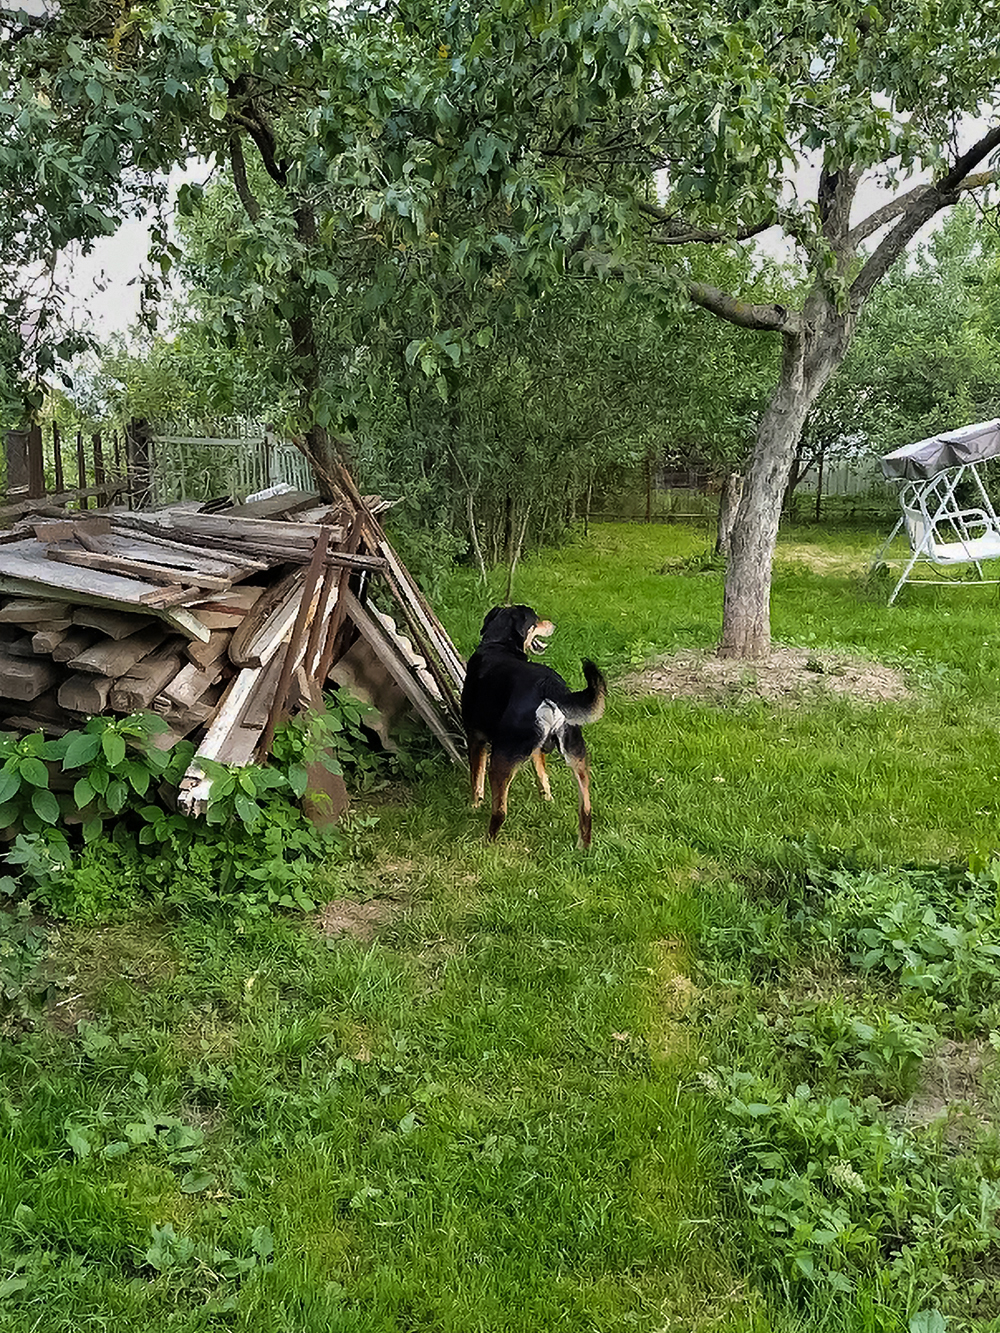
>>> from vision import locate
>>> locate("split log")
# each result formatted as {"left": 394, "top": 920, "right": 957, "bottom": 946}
{"left": 0, "top": 652, "right": 61, "bottom": 702}
{"left": 68, "top": 624, "right": 167, "bottom": 677}
{"left": 31, "top": 626, "right": 71, "bottom": 655}
{"left": 58, "top": 673, "right": 115, "bottom": 714}
{"left": 109, "top": 647, "right": 186, "bottom": 712}
{"left": 52, "top": 629, "right": 100, "bottom": 662}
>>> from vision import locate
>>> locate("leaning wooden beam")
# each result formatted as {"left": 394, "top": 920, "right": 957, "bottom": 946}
{"left": 341, "top": 590, "right": 464, "bottom": 765}
{"left": 177, "top": 590, "right": 307, "bottom": 813}
{"left": 259, "top": 527, "right": 332, "bottom": 756}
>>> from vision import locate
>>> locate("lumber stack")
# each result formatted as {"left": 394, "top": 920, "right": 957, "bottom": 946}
{"left": 0, "top": 484, "right": 466, "bottom": 813}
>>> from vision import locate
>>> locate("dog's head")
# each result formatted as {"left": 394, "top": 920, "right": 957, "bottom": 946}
{"left": 479, "top": 605, "right": 555, "bottom": 657}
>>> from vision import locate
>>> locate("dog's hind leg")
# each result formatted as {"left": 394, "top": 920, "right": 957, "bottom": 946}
{"left": 469, "top": 734, "right": 488, "bottom": 808}
{"left": 560, "top": 726, "right": 593, "bottom": 849}
{"left": 531, "top": 750, "right": 553, "bottom": 802}
{"left": 487, "top": 755, "right": 520, "bottom": 841}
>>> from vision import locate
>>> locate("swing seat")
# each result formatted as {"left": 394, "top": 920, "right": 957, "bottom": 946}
{"left": 902, "top": 504, "right": 1000, "bottom": 564}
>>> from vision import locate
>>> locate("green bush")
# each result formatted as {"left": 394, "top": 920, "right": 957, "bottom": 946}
{"left": 0, "top": 698, "right": 390, "bottom": 924}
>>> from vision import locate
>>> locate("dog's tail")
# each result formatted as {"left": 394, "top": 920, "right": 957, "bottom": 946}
{"left": 560, "top": 659, "right": 607, "bottom": 725}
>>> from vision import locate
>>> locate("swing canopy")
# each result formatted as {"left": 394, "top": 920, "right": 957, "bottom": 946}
{"left": 872, "top": 418, "right": 1000, "bottom": 603}
{"left": 881, "top": 418, "right": 1000, "bottom": 481}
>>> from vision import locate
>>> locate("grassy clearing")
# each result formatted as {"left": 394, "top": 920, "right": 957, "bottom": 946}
{"left": 3, "top": 522, "right": 1000, "bottom": 1331}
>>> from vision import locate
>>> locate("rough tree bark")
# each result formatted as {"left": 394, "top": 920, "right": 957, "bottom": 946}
{"left": 714, "top": 471, "right": 745, "bottom": 558}
{"left": 719, "top": 316, "right": 844, "bottom": 657}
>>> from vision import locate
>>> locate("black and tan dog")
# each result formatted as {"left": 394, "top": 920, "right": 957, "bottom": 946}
{"left": 461, "top": 605, "right": 606, "bottom": 847}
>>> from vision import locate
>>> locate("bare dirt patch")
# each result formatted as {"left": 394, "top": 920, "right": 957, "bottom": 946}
{"left": 314, "top": 896, "right": 406, "bottom": 943}
{"left": 620, "top": 645, "right": 912, "bottom": 706}
{"left": 895, "top": 1038, "right": 996, "bottom": 1141}
{"left": 776, "top": 545, "right": 866, "bottom": 576}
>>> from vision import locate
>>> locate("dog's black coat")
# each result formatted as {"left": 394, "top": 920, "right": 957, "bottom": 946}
{"left": 461, "top": 605, "right": 606, "bottom": 845}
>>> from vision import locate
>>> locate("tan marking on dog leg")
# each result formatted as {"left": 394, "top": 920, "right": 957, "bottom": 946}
{"left": 469, "top": 736, "right": 488, "bottom": 808}
{"left": 487, "top": 755, "right": 519, "bottom": 842}
{"left": 567, "top": 754, "right": 592, "bottom": 849}
{"left": 531, "top": 750, "right": 553, "bottom": 802}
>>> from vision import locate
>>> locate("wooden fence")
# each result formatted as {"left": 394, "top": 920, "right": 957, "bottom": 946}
{"left": 0, "top": 421, "right": 140, "bottom": 523}
{"left": 1, "top": 418, "right": 314, "bottom": 524}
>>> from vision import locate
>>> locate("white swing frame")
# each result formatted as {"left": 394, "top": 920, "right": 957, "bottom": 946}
{"left": 871, "top": 461, "right": 1000, "bottom": 605}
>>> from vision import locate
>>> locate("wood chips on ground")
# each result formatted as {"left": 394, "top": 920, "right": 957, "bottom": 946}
{"left": 620, "top": 645, "right": 911, "bottom": 706}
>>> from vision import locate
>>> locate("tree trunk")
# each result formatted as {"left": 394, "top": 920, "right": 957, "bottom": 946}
{"left": 715, "top": 471, "right": 744, "bottom": 558}
{"left": 719, "top": 326, "right": 843, "bottom": 659}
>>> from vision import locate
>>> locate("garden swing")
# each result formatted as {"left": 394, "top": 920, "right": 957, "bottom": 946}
{"left": 870, "top": 418, "right": 1000, "bottom": 605}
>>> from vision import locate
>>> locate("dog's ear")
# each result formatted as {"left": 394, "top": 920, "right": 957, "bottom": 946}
{"left": 511, "top": 605, "right": 538, "bottom": 638}
{"left": 480, "top": 606, "right": 503, "bottom": 635}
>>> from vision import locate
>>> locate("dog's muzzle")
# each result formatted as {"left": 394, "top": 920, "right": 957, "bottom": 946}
{"left": 527, "top": 620, "right": 555, "bottom": 655}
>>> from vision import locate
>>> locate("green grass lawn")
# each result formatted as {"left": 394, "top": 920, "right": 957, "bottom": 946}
{"left": 4, "top": 522, "right": 1000, "bottom": 1332}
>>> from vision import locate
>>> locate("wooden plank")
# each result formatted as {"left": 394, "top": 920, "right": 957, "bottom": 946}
{"left": 227, "top": 572, "right": 301, "bottom": 667}
{"left": 108, "top": 517, "right": 271, "bottom": 571}
{"left": 224, "top": 490, "right": 321, "bottom": 520}
{"left": 32, "top": 518, "right": 111, "bottom": 542}
{"left": 52, "top": 423, "right": 65, "bottom": 494}
{"left": 259, "top": 527, "right": 331, "bottom": 756}
{"left": 0, "top": 598, "right": 73, "bottom": 624}
{"left": 0, "top": 538, "right": 165, "bottom": 601}
{"left": 138, "top": 585, "right": 197, "bottom": 608}
{"left": 102, "top": 535, "right": 251, "bottom": 578}
{"left": 162, "top": 661, "right": 224, "bottom": 709}
{"left": 0, "top": 650, "right": 61, "bottom": 702}
{"left": 184, "top": 629, "right": 231, "bottom": 670}
{"left": 68, "top": 624, "right": 167, "bottom": 677}
{"left": 72, "top": 607, "right": 156, "bottom": 640}
{"left": 0, "top": 480, "right": 127, "bottom": 523}
{"left": 58, "top": 673, "right": 115, "bottom": 714}
{"left": 46, "top": 546, "right": 234, "bottom": 590}
{"left": 162, "top": 513, "right": 331, "bottom": 546}
{"left": 177, "top": 589, "right": 309, "bottom": 812}
{"left": 110, "top": 648, "right": 186, "bottom": 712}
{"left": 0, "top": 572, "right": 208, "bottom": 644}
{"left": 185, "top": 585, "right": 266, "bottom": 632}
{"left": 150, "top": 434, "right": 265, "bottom": 447}
{"left": 76, "top": 430, "right": 87, "bottom": 504}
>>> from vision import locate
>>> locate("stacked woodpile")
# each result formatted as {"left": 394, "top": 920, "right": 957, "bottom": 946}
{"left": 0, "top": 483, "right": 466, "bottom": 814}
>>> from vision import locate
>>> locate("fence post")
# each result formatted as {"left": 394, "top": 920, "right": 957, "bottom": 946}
{"left": 815, "top": 445, "right": 825, "bottom": 522}
{"left": 4, "top": 425, "right": 45, "bottom": 499}
{"left": 126, "top": 417, "right": 152, "bottom": 510}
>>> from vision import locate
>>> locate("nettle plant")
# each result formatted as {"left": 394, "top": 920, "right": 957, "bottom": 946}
{"left": 0, "top": 697, "right": 387, "bottom": 924}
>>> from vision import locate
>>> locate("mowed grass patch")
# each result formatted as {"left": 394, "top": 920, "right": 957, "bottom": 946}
{"left": 3, "top": 522, "right": 1000, "bottom": 1330}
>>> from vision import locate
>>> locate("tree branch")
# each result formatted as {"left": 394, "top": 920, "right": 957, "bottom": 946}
{"left": 686, "top": 281, "right": 801, "bottom": 333}
{"left": 851, "top": 125, "right": 1000, "bottom": 305}
{"left": 636, "top": 197, "right": 776, "bottom": 244}
{"left": 228, "top": 131, "right": 261, "bottom": 223}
